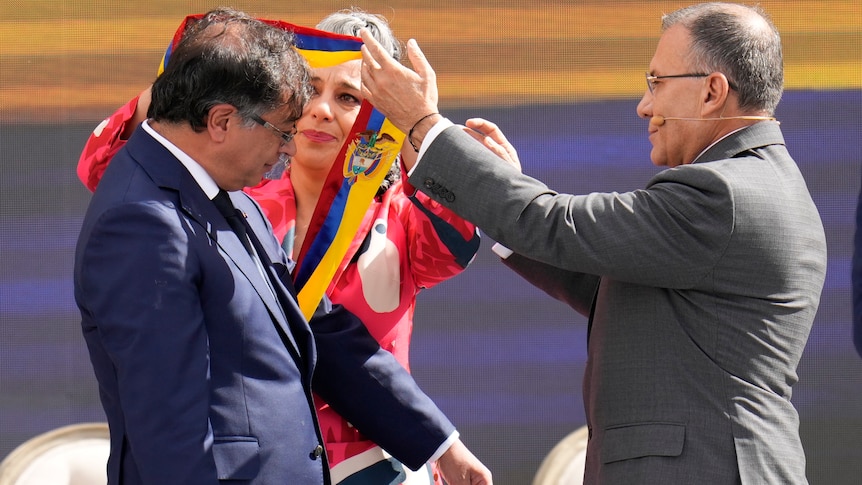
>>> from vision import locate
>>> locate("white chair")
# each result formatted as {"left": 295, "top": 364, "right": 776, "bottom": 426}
{"left": 532, "top": 425, "right": 589, "bottom": 485}
{"left": 0, "top": 423, "right": 109, "bottom": 485}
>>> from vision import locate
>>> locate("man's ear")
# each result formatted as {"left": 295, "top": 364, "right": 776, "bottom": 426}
{"left": 207, "top": 104, "right": 236, "bottom": 142}
{"left": 701, "top": 72, "right": 732, "bottom": 116}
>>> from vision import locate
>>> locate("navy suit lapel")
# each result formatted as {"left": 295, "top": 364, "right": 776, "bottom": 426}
{"left": 199, "top": 191, "right": 308, "bottom": 370}
{"left": 240, "top": 216, "right": 318, "bottom": 375}
{"left": 124, "top": 130, "right": 311, "bottom": 372}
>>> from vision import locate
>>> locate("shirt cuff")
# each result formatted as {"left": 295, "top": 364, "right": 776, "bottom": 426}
{"left": 428, "top": 430, "right": 460, "bottom": 463}
{"left": 408, "top": 117, "right": 454, "bottom": 177}
{"left": 491, "top": 242, "right": 514, "bottom": 259}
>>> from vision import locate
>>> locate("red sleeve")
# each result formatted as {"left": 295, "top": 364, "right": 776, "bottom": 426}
{"left": 393, "top": 185, "right": 480, "bottom": 289}
{"left": 77, "top": 95, "right": 141, "bottom": 192}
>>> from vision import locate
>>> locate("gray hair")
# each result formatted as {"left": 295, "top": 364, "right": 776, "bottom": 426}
{"left": 315, "top": 7, "right": 404, "bottom": 193}
{"left": 662, "top": 2, "right": 783, "bottom": 114}
{"left": 317, "top": 7, "right": 402, "bottom": 61}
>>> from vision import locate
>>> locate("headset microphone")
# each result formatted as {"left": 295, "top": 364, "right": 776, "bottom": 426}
{"left": 651, "top": 115, "right": 776, "bottom": 127}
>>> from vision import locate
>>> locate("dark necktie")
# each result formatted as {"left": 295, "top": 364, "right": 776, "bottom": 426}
{"left": 213, "top": 190, "right": 254, "bottom": 255}
{"left": 212, "top": 190, "right": 304, "bottom": 365}
{"left": 212, "top": 189, "right": 299, "bottom": 298}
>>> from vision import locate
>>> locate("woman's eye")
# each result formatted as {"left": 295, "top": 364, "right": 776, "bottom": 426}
{"left": 339, "top": 93, "right": 361, "bottom": 105}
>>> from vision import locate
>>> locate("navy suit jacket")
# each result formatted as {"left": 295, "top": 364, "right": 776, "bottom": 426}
{"left": 74, "top": 128, "right": 454, "bottom": 485}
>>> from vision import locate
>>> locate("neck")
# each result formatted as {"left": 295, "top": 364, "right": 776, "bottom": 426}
{"left": 289, "top": 165, "right": 328, "bottom": 211}
{"left": 288, "top": 163, "right": 330, "bottom": 255}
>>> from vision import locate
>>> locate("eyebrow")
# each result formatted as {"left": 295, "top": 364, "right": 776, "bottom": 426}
{"left": 310, "top": 75, "right": 361, "bottom": 92}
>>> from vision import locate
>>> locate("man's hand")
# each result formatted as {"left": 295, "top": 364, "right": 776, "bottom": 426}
{"left": 360, "top": 29, "right": 439, "bottom": 134}
{"left": 463, "top": 118, "right": 522, "bottom": 172}
{"left": 436, "top": 439, "right": 493, "bottom": 485}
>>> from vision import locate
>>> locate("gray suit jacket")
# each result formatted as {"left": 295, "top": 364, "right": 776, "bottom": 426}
{"left": 412, "top": 121, "right": 826, "bottom": 484}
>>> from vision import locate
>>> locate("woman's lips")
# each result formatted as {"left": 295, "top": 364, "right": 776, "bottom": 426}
{"left": 302, "top": 130, "right": 337, "bottom": 143}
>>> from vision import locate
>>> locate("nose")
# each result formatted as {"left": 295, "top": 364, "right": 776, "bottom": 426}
{"left": 636, "top": 90, "right": 653, "bottom": 120}
{"left": 279, "top": 138, "right": 297, "bottom": 157}
{"left": 306, "top": 94, "right": 334, "bottom": 121}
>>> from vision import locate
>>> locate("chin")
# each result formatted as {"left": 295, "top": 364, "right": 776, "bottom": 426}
{"left": 301, "top": 150, "right": 340, "bottom": 168}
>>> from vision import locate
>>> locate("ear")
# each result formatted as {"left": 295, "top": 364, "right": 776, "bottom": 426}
{"left": 206, "top": 104, "right": 236, "bottom": 143}
{"left": 701, "top": 73, "right": 732, "bottom": 116}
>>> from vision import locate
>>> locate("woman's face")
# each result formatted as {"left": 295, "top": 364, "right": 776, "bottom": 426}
{"left": 293, "top": 59, "right": 363, "bottom": 172}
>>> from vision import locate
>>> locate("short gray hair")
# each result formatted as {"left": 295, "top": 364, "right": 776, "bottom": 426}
{"left": 317, "top": 7, "right": 402, "bottom": 61}
{"left": 317, "top": 8, "right": 403, "bottom": 193}
{"left": 662, "top": 2, "right": 783, "bottom": 114}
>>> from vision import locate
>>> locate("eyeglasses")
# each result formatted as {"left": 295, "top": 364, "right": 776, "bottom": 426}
{"left": 251, "top": 115, "right": 297, "bottom": 144}
{"left": 645, "top": 72, "right": 709, "bottom": 94}
{"left": 645, "top": 72, "right": 739, "bottom": 94}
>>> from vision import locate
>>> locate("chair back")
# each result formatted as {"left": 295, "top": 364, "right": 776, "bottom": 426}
{"left": 0, "top": 423, "right": 109, "bottom": 485}
{"left": 532, "top": 425, "right": 589, "bottom": 485}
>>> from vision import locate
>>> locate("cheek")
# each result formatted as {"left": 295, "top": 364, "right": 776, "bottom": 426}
{"left": 253, "top": 138, "right": 280, "bottom": 159}
{"left": 649, "top": 131, "right": 672, "bottom": 166}
{"left": 650, "top": 143, "right": 667, "bottom": 167}
{"left": 339, "top": 108, "right": 361, "bottom": 136}
{"left": 661, "top": 134, "right": 693, "bottom": 167}
{"left": 296, "top": 105, "right": 317, "bottom": 124}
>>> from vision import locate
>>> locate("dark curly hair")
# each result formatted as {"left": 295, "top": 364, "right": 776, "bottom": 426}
{"left": 148, "top": 7, "right": 312, "bottom": 131}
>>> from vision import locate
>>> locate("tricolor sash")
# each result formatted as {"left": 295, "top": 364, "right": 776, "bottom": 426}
{"left": 158, "top": 13, "right": 405, "bottom": 319}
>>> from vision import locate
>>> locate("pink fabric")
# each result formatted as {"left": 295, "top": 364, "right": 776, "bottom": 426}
{"left": 77, "top": 95, "right": 141, "bottom": 192}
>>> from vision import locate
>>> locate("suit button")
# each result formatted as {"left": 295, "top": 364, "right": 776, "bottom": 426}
{"left": 310, "top": 444, "right": 324, "bottom": 460}
{"left": 424, "top": 178, "right": 435, "bottom": 189}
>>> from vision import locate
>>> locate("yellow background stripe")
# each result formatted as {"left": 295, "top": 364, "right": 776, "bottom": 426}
{"left": 1, "top": 1, "right": 859, "bottom": 121}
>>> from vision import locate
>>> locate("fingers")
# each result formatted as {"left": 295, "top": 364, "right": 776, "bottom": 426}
{"left": 405, "top": 39, "right": 435, "bottom": 83}
{"left": 465, "top": 118, "right": 496, "bottom": 133}
{"left": 463, "top": 125, "right": 503, "bottom": 153}
{"left": 465, "top": 118, "right": 507, "bottom": 144}
{"left": 463, "top": 118, "right": 521, "bottom": 170}
{"left": 358, "top": 29, "right": 441, "bottom": 132}
{"left": 358, "top": 50, "right": 375, "bottom": 104}
{"left": 464, "top": 126, "right": 505, "bottom": 154}
{"left": 436, "top": 440, "right": 493, "bottom": 485}
{"left": 360, "top": 45, "right": 380, "bottom": 72}
{"left": 461, "top": 125, "right": 521, "bottom": 172}
{"left": 359, "top": 29, "right": 386, "bottom": 69}
{"left": 359, "top": 31, "right": 384, "bottom": 105}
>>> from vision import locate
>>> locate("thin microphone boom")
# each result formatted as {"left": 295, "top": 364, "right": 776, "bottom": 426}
{"left": 651, "top": 115, "right": 776, "bottom": 126}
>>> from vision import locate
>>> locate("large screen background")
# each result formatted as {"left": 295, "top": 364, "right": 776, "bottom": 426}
{"left": 1, "top": 1, "right": 860, "bottom": 483}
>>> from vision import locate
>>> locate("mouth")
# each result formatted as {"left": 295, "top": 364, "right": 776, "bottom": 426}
{"left": 302, "top": 130, "right": 337, "bottom": 143}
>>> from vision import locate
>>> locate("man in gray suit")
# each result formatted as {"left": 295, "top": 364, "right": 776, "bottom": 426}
{"left": 358, "top": 2, "right": 826, "bottom": 484}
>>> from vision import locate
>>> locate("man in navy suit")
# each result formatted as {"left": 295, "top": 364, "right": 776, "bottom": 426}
{"left": 74, "top": 9, "right": 490, "bottom": 485}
